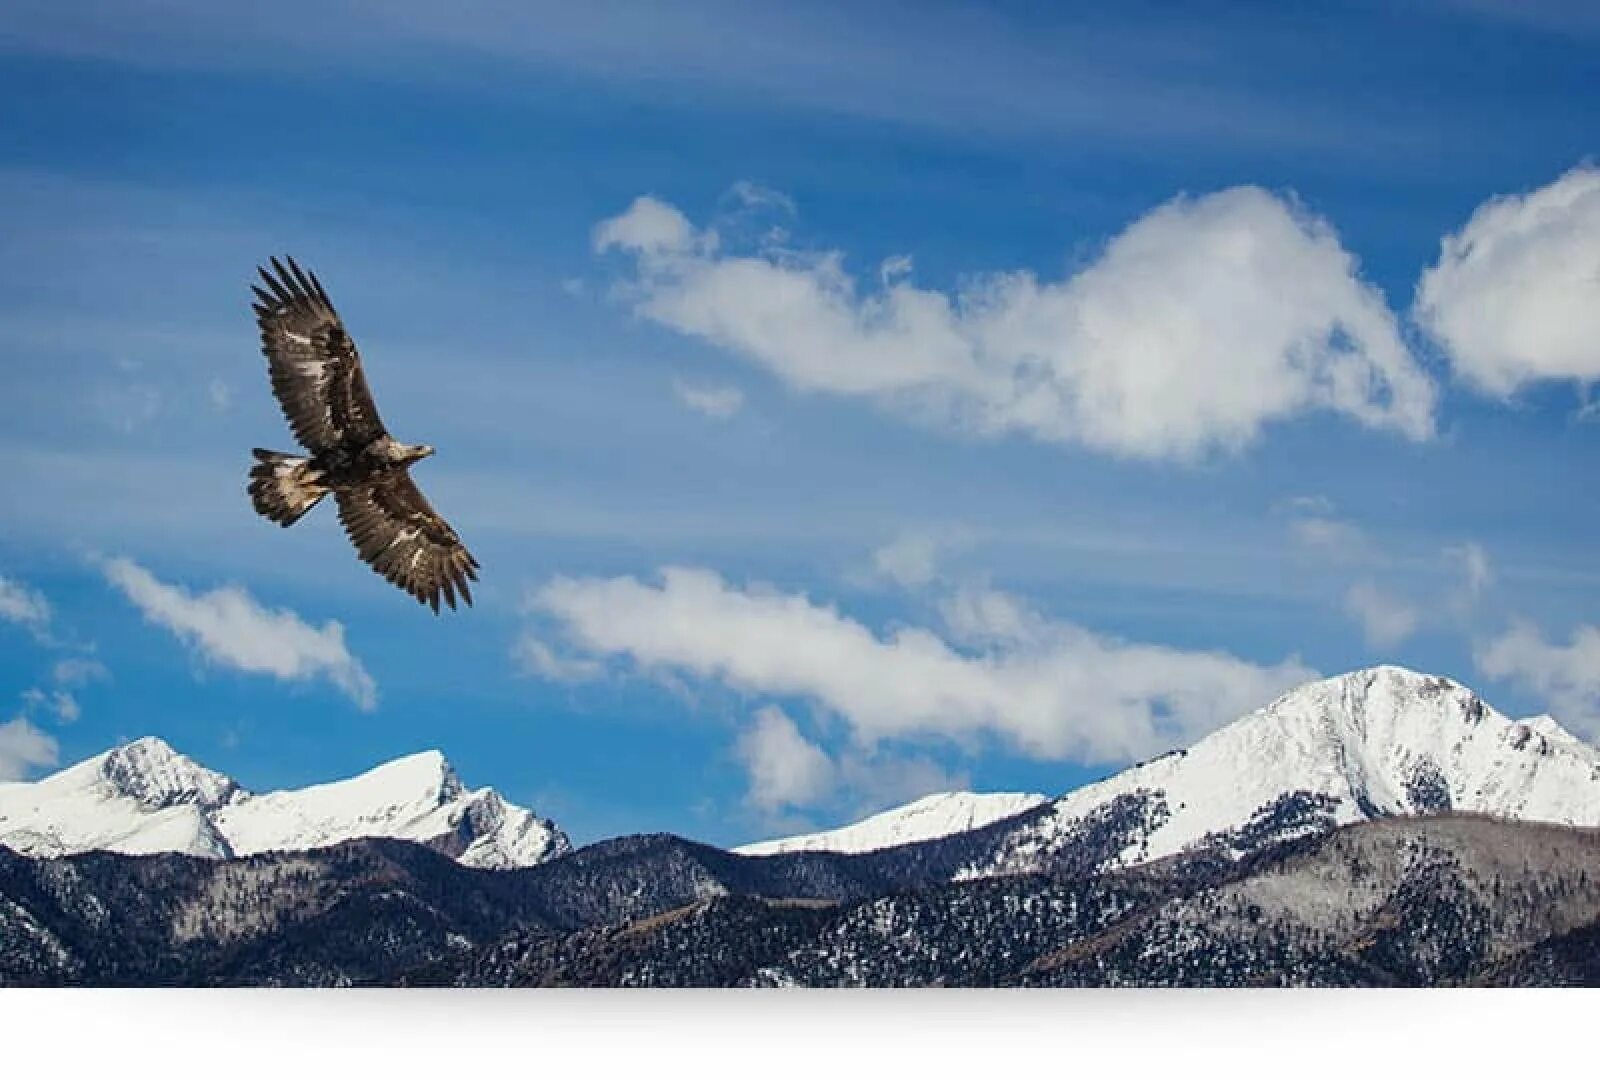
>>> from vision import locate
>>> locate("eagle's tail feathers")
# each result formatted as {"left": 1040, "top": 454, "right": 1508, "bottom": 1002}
{"left": 248, "top": 449, "right": 328, "bottom": 527}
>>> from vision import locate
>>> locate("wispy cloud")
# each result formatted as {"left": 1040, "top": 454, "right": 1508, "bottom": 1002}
{"left": 871, "top": 531, "right": 940, "bottom": 589}
{"left": 1343, "top": 582, "right": 1420, "bottom": 650}
{"left": 1445, "top": 542, "right": 1494, "bottom": 602}
{"left": 529, "top": 567, "right": 1313, "bottom": 763}
{"left": 511, "top": 633, "right": 602, "bottom": 683}
{"left": 671, "top": 379, "right": 745, "bottom": 419}
{"left": 46, "top": 690, "right": 81, "bottom": 725}
{"left": 0, "top": 573, "right": 52, "bottom": 643}
{"left": 101, "top": 557, "right": 377, "bottom": 710}
{"left": 596, "top": 188, "right": 1436, "bottom": 462}
{"left": 51, "top": 657, "right": 110, "bottom": 686}
{"left": 1417, "top": 165, "right": 1600, "bottom": 396}
{"left": 0, "top": 716, "right": 59, "bottom": 782}
{"left": 0, "top": 2, "right": 1439, "bottom": 157}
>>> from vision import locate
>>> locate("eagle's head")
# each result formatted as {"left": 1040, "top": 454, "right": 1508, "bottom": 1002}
{"left": 393, "top": 442, "right": 435, "bottom": 465}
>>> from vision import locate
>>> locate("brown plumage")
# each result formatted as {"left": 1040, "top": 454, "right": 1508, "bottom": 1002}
{"left": 247, "top": 256, "right": 479, "bottom": 613}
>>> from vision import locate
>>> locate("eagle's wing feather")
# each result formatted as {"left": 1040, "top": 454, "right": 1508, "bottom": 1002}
{"left": 334, "top": 470, "right": 480, "bottom": 613}
{"left": 253, "top": 256, "right": 386, "bottom": 453}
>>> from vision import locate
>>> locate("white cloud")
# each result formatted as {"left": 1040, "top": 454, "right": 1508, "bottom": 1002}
{"left": 1477, "top": 621, "right": 1600, "bottom": 737}
{"left": 1277, "top": 494, "right": 1336, "bottom": 517}
{"left": 594, "top": 187, "right": 1436, "bottom": 462}
{"left": 0, "top": 573, "right": 52, "bottom": 641}
{"left": 1416, "top": 165, "right": 1600, "bottom": 396}
{"left": 724, "top": 180, "right": 796, "bottom": 216}
{"left": 48, "top": 690, "right": 80, "bottom": 725}
{"left": 735, "top": 706, "right": 838, "bottom": 812}
{"left": 511, "top": 633, "right": 602, "bottom": 683}
{"left": 51, "top": 657, "right": 109, "bottom": 686}
{"left": 1288, "top": 515, "right": 1371, "bottom": 561}
{"left": 672, "top": 379, "right": 745, "bottom": 419}
{"left": 1343, "top": 581, "right": 1420, "bottom": 650}
{"left": 0, "top": 717, "right": 59, "bottom": 781}
{"left": 594, "top": 195, "right": 698, "bottom": 258}
{"left": 872, "top": 531, "right": 940, "bottom": 588}
{"left": 529, "top": 568, "right": 1314, "bottom": 763}
{"left": 207, "top": 378, "right": 232, "bottom": 411}
{"left": 102, "top": 557, "right": 377, "bottom": 710}
{"left": 732, "top": 705, "right": 966, "bottom": 816}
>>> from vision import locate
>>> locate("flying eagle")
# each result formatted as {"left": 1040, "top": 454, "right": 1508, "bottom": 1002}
{"left": 246, "top": 256, "right": 479, "bottom": 613}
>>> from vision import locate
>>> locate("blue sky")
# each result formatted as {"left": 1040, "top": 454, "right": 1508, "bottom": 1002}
{"left": 2, "top": 1, "right": 1599, "bottom": 846}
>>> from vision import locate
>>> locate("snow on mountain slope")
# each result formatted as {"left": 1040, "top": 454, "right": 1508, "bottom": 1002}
{"left": 0, "top": 737, "right": 569, "bottom": 869}
{"left": 735, "top": 666, "right": 1600, "bottom": 871}
{"left": 958, "top": 665, "right": 1600, "bottom": 878}
{"left": 734, "top": 791, "right": 1049, "bottom": 856}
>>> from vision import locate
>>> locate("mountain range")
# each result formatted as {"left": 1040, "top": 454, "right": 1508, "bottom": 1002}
{"left": 3, "top": 664, "right": 1599, "bottom": 986}
{"left": 0, "top": 736, "right": 569, "bottom": 869}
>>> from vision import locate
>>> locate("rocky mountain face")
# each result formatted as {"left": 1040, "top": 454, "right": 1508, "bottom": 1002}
{"left": 0, "top": 737, "right": 568, "bottom": 869}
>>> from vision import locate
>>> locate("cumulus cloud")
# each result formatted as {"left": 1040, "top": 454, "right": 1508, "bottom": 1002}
{"left": 594, "top": 188, "right": 1436, "bottom": 462}
{"left": 1416, "top": 165, "right": 1600, "bottom": 396}
{"left": 1476, "top": 621, "right": 1600, "bottom": 737}
{"left": 102, "top": 557, "right": 376, "bottom": 709}
{"left": 0, "top": 716, "right": 59, "bottom": 781}
{"left": 733, "top": 705, "right": 968, "bottom": 817}
{"left": 0, "top": 573, "right": 52, "bottom": 641}
{"left": 529, "top": 567, "right": 1313, "bottom": 763}
{"left": 735, "top": 706, "right": 838, "bottom": 812}
{"left": 672, "top": 379, "right": 745, "bottom": 419}
{"left": 1343, "top": 582, "right": 1420, "bottom": 650}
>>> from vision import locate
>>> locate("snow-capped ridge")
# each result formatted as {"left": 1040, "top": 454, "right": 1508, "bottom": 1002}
{"left": 740, "top": 666, "right": 1600, "bottom": 869}
{"left": 736, "top": 791, "right": 1049, "bottom": 856}
{"left": 0, "top": 739, "right": 568, "bottom": 869}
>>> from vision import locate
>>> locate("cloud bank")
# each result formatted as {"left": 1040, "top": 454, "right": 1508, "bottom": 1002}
{"left": 529, "top": 567, "right": 1313, "bottom": 763}
{"left": 596, "top": 187, "right": 1437, "bottom": 462}
{"left": 102, "top": 557, "right": 377, "bottom": 710}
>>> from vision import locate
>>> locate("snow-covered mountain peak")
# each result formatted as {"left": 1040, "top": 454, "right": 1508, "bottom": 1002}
{"left": 949, "top": 664, "right": 1600, "bottom": 878}
{"left": 330, "top": 749, "right": 466, "bottom": 808}
{"left": 740, "top": 666, "right": 1600, "bottom": 871}
{"left": 58, "top": 736, "right": 242, "bottom": 813}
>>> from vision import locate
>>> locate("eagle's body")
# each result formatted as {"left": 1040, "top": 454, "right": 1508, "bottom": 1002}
{"left": 247, "top": 256, "right": 479, "bottom": 613}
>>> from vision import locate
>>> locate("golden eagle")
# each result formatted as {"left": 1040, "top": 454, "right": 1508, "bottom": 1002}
{"left": 247, "top": 256, "right": 479, "bottom": 613}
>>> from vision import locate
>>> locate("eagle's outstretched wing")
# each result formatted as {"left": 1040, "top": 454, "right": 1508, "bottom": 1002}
{"left": 252, "top": 256, "right": 386, "bottom": 453}
{"left": 334, "top": 470, "right": 480, "bottom": 613}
